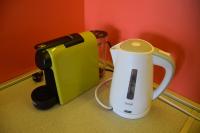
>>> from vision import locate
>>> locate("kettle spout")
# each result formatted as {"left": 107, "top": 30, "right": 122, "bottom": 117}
{"left": 110, "top": 46, "right": 119, "bottom": 66}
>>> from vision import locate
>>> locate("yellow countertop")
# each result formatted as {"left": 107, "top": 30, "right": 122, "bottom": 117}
{"left": 0, "top": 73, "right": 200, "bottom": 133}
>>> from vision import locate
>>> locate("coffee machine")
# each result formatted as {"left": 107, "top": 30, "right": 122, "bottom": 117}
{"left": 31, "top": 31, "right": 101, "bottom": 110}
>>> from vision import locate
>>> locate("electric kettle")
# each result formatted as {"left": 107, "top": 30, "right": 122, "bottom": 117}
{"left": 95, "top": 39, "right": 175, "bottom": 119}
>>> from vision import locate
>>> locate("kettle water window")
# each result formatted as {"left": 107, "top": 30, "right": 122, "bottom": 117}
{"left": 127, "top": 69, "right": 138, "bottom": 100}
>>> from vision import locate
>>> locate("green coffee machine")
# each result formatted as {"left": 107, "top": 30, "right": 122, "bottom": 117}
{"left": 31, "top": 31, "right": 105, "bottom": 109}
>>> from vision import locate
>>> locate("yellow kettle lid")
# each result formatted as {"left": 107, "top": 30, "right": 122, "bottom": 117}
{"left": 120, "top": 39, "right": 153, "bottom": 53}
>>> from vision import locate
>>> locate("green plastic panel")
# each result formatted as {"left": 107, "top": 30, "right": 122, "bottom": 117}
{"left": 47, "top": 32, "right": 99, "bottom": 105}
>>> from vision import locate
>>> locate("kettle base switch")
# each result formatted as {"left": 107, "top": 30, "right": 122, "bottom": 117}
{"left": 124, "top": 110, "right": 132, "bottom": 113}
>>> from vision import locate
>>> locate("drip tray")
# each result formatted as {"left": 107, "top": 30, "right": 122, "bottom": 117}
{"left": 31, "top": 85, "right": 58, "bottom": 110}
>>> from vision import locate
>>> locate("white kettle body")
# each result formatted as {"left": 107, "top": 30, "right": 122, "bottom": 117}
{"left": 109, "top": 39, "right": 175, "bottom": 119}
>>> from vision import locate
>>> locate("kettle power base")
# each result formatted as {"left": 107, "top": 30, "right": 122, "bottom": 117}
{"left": 112, "top": 106, "right": 151, "bottom": 119}
{"left": 31, "top": 85, "right": 58, "bottom": 110}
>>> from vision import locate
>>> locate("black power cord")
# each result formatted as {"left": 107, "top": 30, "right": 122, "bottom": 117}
{"left": 32, "top": 71, "right": 43, "bottom": 82}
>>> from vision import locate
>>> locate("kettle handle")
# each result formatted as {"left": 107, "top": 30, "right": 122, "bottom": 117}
{"left": 152, "top": 48, "right": 175, "bottom": 100}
